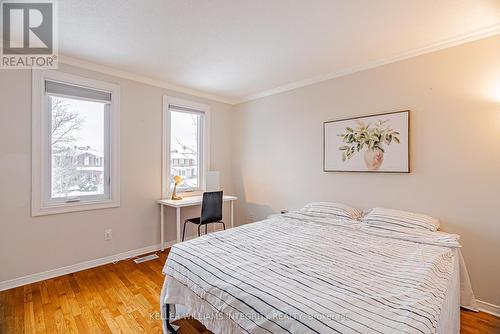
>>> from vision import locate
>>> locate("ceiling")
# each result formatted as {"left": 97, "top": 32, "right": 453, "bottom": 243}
{"left": 59, "top": 0, "right": 500, "bottom": 104}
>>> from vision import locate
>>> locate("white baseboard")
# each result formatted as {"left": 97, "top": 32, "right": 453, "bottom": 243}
{"left": 476, "top": 300, "right": 500, "bottom": 317}
{"left": 0, "top": 240, "right": 177, "bottom": 292}
{"left": 3, "top": 243, "right": 500, "bottom": 319}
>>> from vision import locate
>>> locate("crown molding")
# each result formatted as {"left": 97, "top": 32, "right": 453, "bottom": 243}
{"left": 58, "top": 25, "right": 499, "bottom": 106}
{"left": 58, "top": 55, "right": 238, "bottom": 105}
{"left": 237, "top": 24, "right": 500, "bottom": 104}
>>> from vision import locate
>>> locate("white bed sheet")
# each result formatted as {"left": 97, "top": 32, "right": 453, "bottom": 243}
{"left": 159, "top": 207, "right": 479, "bottom": 334}
{"left": 161, "top": 249, "right": 471, "bottom": 334}
{"left": 435, "top": 249, "right": 460, "bottom": 334}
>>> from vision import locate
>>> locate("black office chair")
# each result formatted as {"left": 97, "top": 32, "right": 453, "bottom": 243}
{"left": 182, "top": 191, "right": 225, "bottom": 241}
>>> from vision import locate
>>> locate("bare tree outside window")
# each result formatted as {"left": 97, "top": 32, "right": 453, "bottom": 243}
{"left": 49, "top": 96, "right": 106, "bottom": 198}
{"left": 51, "top": 97, "right": 83, "bottom": 147}
{"left": 50, "top": 97, "right": 82, "bottom": 197}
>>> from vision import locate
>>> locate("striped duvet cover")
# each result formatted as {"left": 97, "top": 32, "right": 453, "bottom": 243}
{"left": 162, "top": 211, "right": 458, "bottom": 334}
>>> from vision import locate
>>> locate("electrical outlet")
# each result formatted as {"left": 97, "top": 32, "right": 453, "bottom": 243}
{"left": 104, "top": 229, "right": 112, "bottom": 241}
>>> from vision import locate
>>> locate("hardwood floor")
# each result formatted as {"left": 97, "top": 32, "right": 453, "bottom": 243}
{"left": 0, "top": 251, "right": 169, "bottom": 334}
{"left": 0, "top": 249, "right": 498, "bottom": 334}
{"left": 460, "top": 309, "right": 500, "bottom": 334}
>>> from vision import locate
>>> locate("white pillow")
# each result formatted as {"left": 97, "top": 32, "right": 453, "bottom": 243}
{"left": 301, "top": 202, "right": 363, "bottom": 220}
{"left": 363, "top": 207, "right": 440, "bottom": 231}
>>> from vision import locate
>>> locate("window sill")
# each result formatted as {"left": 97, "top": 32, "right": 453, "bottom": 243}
{"left": 32, "top": 199, "right": 120, "bottom": 217}
{"left": 164, "top": 190, "right": 204, "bottom": 199}
{"left": 179, "top": 190, "right": 204, "bottom": 197}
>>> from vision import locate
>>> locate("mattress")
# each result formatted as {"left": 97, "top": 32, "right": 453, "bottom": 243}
{"left": 160, "top": 211, "right": 476, "bottom": 333}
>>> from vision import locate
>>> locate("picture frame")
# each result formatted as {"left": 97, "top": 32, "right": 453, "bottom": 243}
{"left": 323, "top": 110, "right": 410, "bottom": 173}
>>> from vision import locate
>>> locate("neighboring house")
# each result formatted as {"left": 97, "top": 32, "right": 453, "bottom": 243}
{"left": 171, "top": 149, "right": 197, "bottom": 187}
{"left": 74, "top": 146, "right": 104, "bottom": 190}
{"left": 52, "top": 146, "right": 104, "bottom": 195}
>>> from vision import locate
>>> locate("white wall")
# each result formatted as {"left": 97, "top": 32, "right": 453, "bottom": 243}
{"left": 1, "top": 35, "right": 498, "bottom": 309}
{"left": 232, "top": 36, "right": 500, "bottom": 306}
{"left": 0, "top": 63, "right": 234, "bottom": 283}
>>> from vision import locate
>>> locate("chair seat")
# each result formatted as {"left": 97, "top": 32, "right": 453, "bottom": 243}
{"left": 186, "top": 217, "right": 201, "bottom": 225}
{"left": 186, "top": 217, "right": 223, "bottom": 225}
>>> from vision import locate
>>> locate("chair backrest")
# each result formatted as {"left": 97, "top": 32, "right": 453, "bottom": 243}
{"left": 200, "top": 191, "right": 223, "bottom": 224}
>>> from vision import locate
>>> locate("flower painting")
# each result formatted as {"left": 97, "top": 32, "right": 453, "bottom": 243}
{"left": 323, "top": 111, "right": 409, "bottom": 172}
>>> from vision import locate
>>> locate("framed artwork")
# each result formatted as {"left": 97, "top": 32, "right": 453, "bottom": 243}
{"left": 323, "top": 110, "right": 410, "bottom": 173}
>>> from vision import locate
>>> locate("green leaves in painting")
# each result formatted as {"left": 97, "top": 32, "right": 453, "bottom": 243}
{"left": 338, "top": 119, "right": 401, "bottom": 161}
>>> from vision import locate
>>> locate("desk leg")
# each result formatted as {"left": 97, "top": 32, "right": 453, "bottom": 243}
{"left": 160, "top": 205, "right": 164, "bottom": 251}
{"left": 230, "top": 200, "right": 234, "bottom": 228}
{"left": 176, "top": 207, "right": 181, "bottom": 243}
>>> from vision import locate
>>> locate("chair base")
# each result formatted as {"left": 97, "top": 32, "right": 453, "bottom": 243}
{"left": 182, "top": 220, "right": 226, "bottom": 241}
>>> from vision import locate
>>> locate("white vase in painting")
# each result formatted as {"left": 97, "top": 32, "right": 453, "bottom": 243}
{"left": 364, "top": 148, "right": 384, "bottom": 170}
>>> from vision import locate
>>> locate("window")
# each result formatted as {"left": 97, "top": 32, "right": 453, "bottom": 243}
{"left": 32, "top": 70, "right": 120, "bottom": 216}
{"left": 162, "top": 96, "right": 209, "bottom": 197}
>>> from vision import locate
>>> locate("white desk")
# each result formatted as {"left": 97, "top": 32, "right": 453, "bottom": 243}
{"left": 157, "top": 195, "right": 237, "bottom": 250}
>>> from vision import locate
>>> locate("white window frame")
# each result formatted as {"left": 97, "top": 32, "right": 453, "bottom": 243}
{"left": 32, "top": 70, "right": 120, "bottom": 216}
{"left": 162, "top": 96, "right": 210, "bottom": 198}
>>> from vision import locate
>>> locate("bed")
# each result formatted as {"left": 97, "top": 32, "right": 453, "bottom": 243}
{"left": 160, "top": 204, "right": 477, "bottom": 334}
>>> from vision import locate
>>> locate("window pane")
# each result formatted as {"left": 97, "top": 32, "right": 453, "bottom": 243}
{"left": 170, "top": 111, "right": 200, "bottom": 190}
{"left": 50, "top": 95, "right": 106, "bottom": 198}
